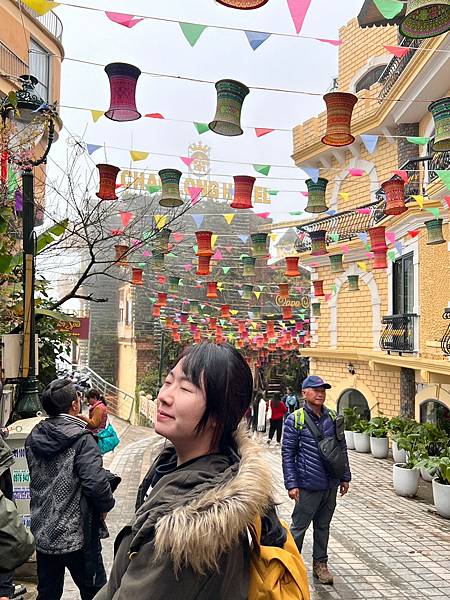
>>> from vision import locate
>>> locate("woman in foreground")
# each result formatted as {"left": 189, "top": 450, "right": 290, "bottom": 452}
{"left": 94, "top": 342, "right": 277, "bottom": 599}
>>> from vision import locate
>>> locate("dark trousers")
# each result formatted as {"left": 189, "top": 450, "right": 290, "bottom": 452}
{"left": 36, "top": 544, "right": 106, "bottom": 600}
{"left": 268, "top": 419, "right": 283, "bottom": 443}
{"left": 0, "top": 572, "right": 13, "bottom": 598}
{"left": 290, "top": 487, "right": 338, "bottom": 563}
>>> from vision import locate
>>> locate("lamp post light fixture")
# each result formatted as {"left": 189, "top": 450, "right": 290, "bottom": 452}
{"left": 0, "top": 75, "right": 59, "bottom": 420}
{"left": 347, "top": 362, "right": 356, "bottom": 375}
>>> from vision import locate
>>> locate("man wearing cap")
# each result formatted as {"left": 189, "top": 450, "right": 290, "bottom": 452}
{"left": 281, "top": 375, "right": 351, "bottom": 585}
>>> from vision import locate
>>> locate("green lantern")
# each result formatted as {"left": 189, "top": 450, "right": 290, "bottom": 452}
{"left": 252, "top": 306, "right": 261, "bottom": 319}
{"left": 310, "top": 230, "right": 328, "bottom": 256}
{"left": 154, "top": 228, "right": 172, "bottom": 254}
{"left": 209, "top": 79, "right": 249, "bottom": 136}
{"left": 425, "top": 218, "right": 446, "bottom": 245}
{"left": 168, "top": 276, "right": 180, "bottom": 293}
{"left": 312, "top": 302, "right": 321, "bottom": 317}
{"left": 242, "top": 256, "right": 256, "bottom": 277}
{"left": 159, "top": 169, "right": 183, "bottom": 207}
{"left": 329, "top": 253, "right": 344, "bottom": 273}
{"left": 242, "top": 284, "right": 253, "bottom": 301}
{"left": 428, "top": 97, "right": 450, "bottom": 152}
{"left": 152, "top": 251, "right": 165, "bottom": 270}
{"left": 400, "top": 1, "right": 450, "bottom": 39}
{"left": 347, "top": 274, "right": 360, "bottom": 291}
{"left": 190, "top": 300, "right": 199, "bottom": 315}
{"left": 251, "top": 232, "right": 268, "bottom": 258}
{"left": 305, "top": 178, "right": 329, "bottom": 213}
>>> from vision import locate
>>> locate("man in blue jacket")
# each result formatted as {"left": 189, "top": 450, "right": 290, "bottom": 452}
{"left": 281, "top": 375, "right": 351, "bottom": 585}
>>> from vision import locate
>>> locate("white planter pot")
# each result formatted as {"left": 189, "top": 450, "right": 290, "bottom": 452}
{"left": 354, "top": 432, "right": 370, "bottom": 453}
{"left": 393, "top": 463, "right": 419, "bottom": 497}
{"left": 420, "top": 467, "right": 434, "bottom": 482}
{"left": 370, "top": 436, "right": 389, "bottom": 459}
{"left": 432, "top": 479, "right": 450, "bottom": 519}
{"left": 344, "top": 430, "right": 355, "bottom": 450}
{"left": 392, "top": 440, "right": 407, "bottom": 464}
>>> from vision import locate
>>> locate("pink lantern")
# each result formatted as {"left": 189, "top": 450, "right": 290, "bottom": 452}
{"left": 104, "top": 62, "right": 141, "bottom": 122}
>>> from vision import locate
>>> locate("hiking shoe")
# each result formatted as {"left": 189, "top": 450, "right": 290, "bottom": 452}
{"left": 313, "top": 561, "right": 334, "bottom": 585}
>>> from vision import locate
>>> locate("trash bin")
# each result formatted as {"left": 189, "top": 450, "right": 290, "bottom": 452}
{"left": 6, "top": 416, "right": 45, "bottom": 527}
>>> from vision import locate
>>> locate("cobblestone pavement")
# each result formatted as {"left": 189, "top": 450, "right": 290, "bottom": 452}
{"left": 23, "top": 425, "right": 450, "bottom": 599}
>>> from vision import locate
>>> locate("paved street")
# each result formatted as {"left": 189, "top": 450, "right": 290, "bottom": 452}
{"left": 23, "top": 423, "right": 450, "bottom": 599}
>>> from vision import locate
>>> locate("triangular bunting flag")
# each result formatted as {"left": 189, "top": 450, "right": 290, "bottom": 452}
{"left": 181, "top": 156, "right": 194, "bottom": 167}
{"left": 444, "top": 196, "right": 450, "bottom": 209}
{"left": 130, "top": 150, "right": 149, "bottom": 162}
{"left": 239, "top": 234, "right": 249, "bottom": 243}
{"left": 395, "top": 242, "right": 403, "bottom": 255}
{"left": 223, "top": 214, "right": 235, "bottom": 225}
{"left": 256, "top": 212, "right": 270, "bottom": 219}
{"left": 408, "top": 229, "right": 420, "bottom": 238}
{"left": 302, "top": 167, "right": 319, "bottom": 183}
{"left": 361, "top": 134, "right": 379, "bottom": 154}
{"left": 393, "top": 169, "right": 409, "bottom": 183}
{"left": 146, "top": 184, "right": 161, "bottom": 194}
{"left": 91, "top": 110, "right": 104, "bottom": 123}
{"left": 213, "top": 249, "right": 222, "bottom": 260}
{"left": 253, "top": 164, "right": 271, "bottom": 176}
{"left": 22, "top": 0, "right": 59, "bottom": 16}
{"left": 436, "top": 170, "right": 450, "bottom": 190}
{"left": 426, "top": 207, "right": 440, "bottom": 218}
{"left": 329, "top": 233, "right": 339, "bottom": 243}
{"left": 211, "top": 234, "right": 218, "bottom": 248}
{"left": 245, "top": 30, "right": 271, "bottom": 51}
{"left": 406, "top": 136, "right": 430, "bottom": 145}
{"left": 387, "top": 250, "right": 397, "bottom": 262}
{"left": 316, "top": 38, "right": 342, "bottom": 46}
{"left": 348, "top": 168, "right": 365, "bottom": 177}
{"left": 384, "top": 45, "right": 410, "bottom": 58}
{"left": 119, "top": 211, "right": 133, "bottom": 227}
{"left": 269, "top": 190, "right": 279, "bottom": 196}
{"left": 357, "top": 261, "right": 368, "bottom": 271}
{"left": 145, "top": 113, "right": 164, "bottom": 119}
{"left": 87, "top": 144, "right": 102, "bottom": 155}
{"left": 386, "top": 231, "right": 396, "bottom": 244}
{"left": 222, "top": 266, "right": 231, "bottom": 274}
{"left": 339, "top": 192, "right": 349, "bottom": 201}
{"left": 192, "top": 214, "right": 204, "bottom": 228}
{"left": 254, "top": 291, "right": 262, "bottom": 300}
{"left": 356, "top": 207, "right": 371, "bottom": 215}
{"left": 412, "top": 195, "right": 424, "bottom": 209}
{"left": 374, "top": 0, "right": 404, "bottom": 19}
{"left": 287, "top": 0, "right": 312, "bottom": 34}
{"left": 154, "top": 215, "right": 167, "bottom": 230}
{"left": 172, "top": 232, "right": 184, "bottom": 243}
{"left": 255, "top": 128, "right": 275, "bottom": 137}
{"left": 105, "top": 12, "right": 144, "bottom": 28}
{"left": 194, "top": 122, "right": 209, "bottom": 135}
{"left": 184, "top": 264, "right": 193, "bottom": 272}
{"left": 188, "top": 187, "right": 203, "bottom": 205}
{"left": 225, "top": 245, "right": 233, "bottom": 253}
{"left": 179, "top": 22, "right": 207, "bottom": 47}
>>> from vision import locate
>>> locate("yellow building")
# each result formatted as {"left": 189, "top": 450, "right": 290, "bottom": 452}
{"left": 291, "top": 8, "right": 450, "bottom": 427}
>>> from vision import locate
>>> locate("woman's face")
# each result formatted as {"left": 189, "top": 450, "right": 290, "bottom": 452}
{"left": 155, "top": 359, "right": 208, "bottom": 447}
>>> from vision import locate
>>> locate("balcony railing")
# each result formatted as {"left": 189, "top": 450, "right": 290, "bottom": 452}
{"left": 441, "top": 309, "right": 450, "bottom": 357}
{"left": 427, "top": 139, "right": 450, "bottom": 184}
{"left": 378, "top": 37, "right": 423, "bottom": 103}
{"left": 18, "top": 1, "right": 63, "bottom": 42}
{"left": 0, "top": 41, "right": 29, "bottom": 80}
{"left": 380, "top": 314, "right": 417, "bottom": 355}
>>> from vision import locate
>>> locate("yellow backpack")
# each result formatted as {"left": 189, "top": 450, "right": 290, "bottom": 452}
{"left": 248, "top": 515, "right": 311, "bottom": 600}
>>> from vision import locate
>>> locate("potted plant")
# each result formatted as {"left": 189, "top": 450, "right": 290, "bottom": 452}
{"left": 393, "top": 432, "right": 421, "bottom": 497}
{"left": 417, "top": 424, "right": 448, "bottom": 482}
{"left": 352, "top": 419, "right": 370, "bottom": 453}
{"left": 367, "top": 416, "right": 389, "bottom": 459}
{"left": 429, "top": 456, "right": 450, "bottom": 519}
{"left": 342, "top": 407, "right": 360, "bottom": 450}
{"left": 387, "top": 416, "right": 417, "bottom": 463}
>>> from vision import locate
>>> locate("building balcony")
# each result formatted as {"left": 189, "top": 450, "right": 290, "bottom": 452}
{"left": 0, "top": 41, "right": 28, "bottom": 82}
{"left": 377, "top": 37, "right": 423, "bottom": 104}
{"left": 441, "top": 309, "right": 450, "bottom": 357}
{"left": 379, "top": 314, "right": 418, "bottom": 355}
{"left": 18, "top": 0, "right": 63, "bottom": 42}
{"left": 428, "top": 141, "right": 450, "bottom": 185}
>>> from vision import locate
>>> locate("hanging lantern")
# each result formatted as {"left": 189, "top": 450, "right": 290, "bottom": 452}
{"left": 190, "top": 323, "right": 198, "bottom": 334}
{"left": 152, "top": 252, "right": 165, "bottom": 270}
{"left": 425, "top": 218, "right": 446, "bottom": 245}
{"left": 165, "top": 317, "right": 174, "bottom": 330}
{"left": 104, "top": 62, "right": 141, "bottom": 122}
{"left": 251, "top": 233, "right": 268, "bottom": 257}
{"left": 209, "top": 79, "right": 249, "bottom": 136}
{"left": 329, "top": 254, "right": 344, "bottom": 273}
{"left": 238, "top": 320, "right": 246, "bottom": 334}
{"left": 159, "top": 169, "right": 183, "bottom": 207}
{"left": 155, "top": 228, "right": 172, "bottom": 254}
{"left": 347, "top": 274, "right": 360, "bottom": 291}
{"left": 241, "top": 256, "right": 256, "bottom": 277}
{"left": 313, "top": 280, "right": 325, "bottom": 297}
{"left": 382, "top": 179, "right": 407, "bottom": 216}
{"left": 156, "top": 292, "right": 167, "bottom": 307}
{"left": 197, "top": 255, "right": 212, "bottom": 275}
{"left": 206, "top": 281, "right": 219, "bottom": 298}
{"left": 242, "top": 284, "right": 253, "bottom": 300}
{"left": 321, "top": 92, "right": 358, "bottom": 147}
{"left": 230, "top": 175, "right": 255, "bottom": 209}
{"left": 172, "top": 331, "right": 181, "bottom": 342}
{"left": 114, "top": 244, "right": 129, "bottom": 266}
{"left": 266, "top": 320, "right": 275, "bottom": 337}
{"left": 368, "top": 226, "right": 387, "bottom": 251}
{"left": 152, "top": 305, "right": 161, "bottom": 318}
{"left": 194, "top": 331, "right": 202, "bottom": 343}
{"left": 278, "top": 283, "right": 289, "bottom": 298}
{"left": 295, "top": 321, "right": 303, "bottom": 332}
{"left": 132, "top": 268, "right": 143, "bottom": 285}
{"left": 428, "top": 97, "right": 450, "bottom": 151}
{"left": 190, "top": 300, "right": 199, "bottom": 315}
{"left": 373, "top": 250, "right": 388, "bottom": 269}
{"left": 285, "top": 256, "right": 300, "bottom": 277}
{"left": 168, "top": 276, "right": 180, "bottom": 293}
{"left": 221, "top": 305, "right": 231, "bottom": 319}
{"left": 96, "top": 164, "right": 120, "bottom": 201}
{"left": 282, "top": 306, "right": 293, "bottom": 320}
{"left": 312, "top": 302, "right": 321, "bottom": 317}
{"left": 209, "top": 317, "right": 217, "bottom": 330}
{"left": 180, "top": 312, "right": 188, "bottom": 324}
{"left": 400, "top": 1, "right": 450, "bottom": 39}
{"left": 310, "top": 230, "right": 328, "bottom": 256}
{"left": 252, "top": 307, "right": 261, "bottom": 319}
{"left": 305, "top": 178, "right": 329, "bottom": 213}
{"left": 195, "top": 231, "right": 214, "bottom": 256}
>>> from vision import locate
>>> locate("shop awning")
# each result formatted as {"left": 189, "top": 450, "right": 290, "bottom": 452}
{"left": 357, "top": 0, "right": 406, "bottom": 28}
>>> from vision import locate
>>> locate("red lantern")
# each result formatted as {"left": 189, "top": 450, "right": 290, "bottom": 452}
{"left": 132, "top": 268, "right": 143, "bottom": 285}
{"left": 114, "top": 244, "right": 129, "bottom": 266}
{"left": 278, "top": 283, "right": 289, "bottom": 298}
{"left": 206, "top": 281, "right": 218, "bottom": 298}
{"left": 285, "top": 256, "right": 299, "bottom": 277}
{"left": 165, "top": 317, "right": 174, "bottom": 330}
{"left": 209, "top": 317, "right": 217, "bottom": 330}
{"left": 238, "top": 320, "right": 247, "bottom": 334}
{"left": 230, "top": 175, "right": 255, "bottom": 209}
{"left": 321, "top": 92, "right": 358, "bottom": 147}
{"left": 382, "top": 178, "right": 407, "bottom": 216}
{"left": 156, "top": 292, "right": 167, "bottom": 306}
{"left": 172, "top": 331, "right": 181, "bottom": 342}
{"left": 196, "top": 231, "right": 214, "bottom": 256}
{"left": 368, "top": 226, "right": 387, "bottom": 251}
{"left": 313, "top": 280, "right": 325, "bottom": 297}
{"left": 221, "top": 305, "right": 231, "bottom": 319}
{"left": 96, "top": 164, "right": 120, "bottom": 200}
{"left": 373, "top": 249, "right": 388, "bottom": 269}
{"left": 104, "top": 62, "right": 141, "bottom": 122}
{"left": 194, "top": 331, "right": 201, "bottom": 343}
{"left": 266, "top": 321, "right": 275, "bottom": 337}
{"left": 197, "top": 255, "right": 212, "bottom": 276}
{"left": 282, "top": 306, "right": 293, "bottom": 320}
{"left": 152, "top": 305, "right": 161, "bottom": 318}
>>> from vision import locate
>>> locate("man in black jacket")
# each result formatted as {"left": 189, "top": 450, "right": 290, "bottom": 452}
{"left": 25, "top": 379, "right": 115, "bottom": 600}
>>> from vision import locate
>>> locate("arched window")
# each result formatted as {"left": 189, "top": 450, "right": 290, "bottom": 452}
{"left": 420, "top": 400, "right": 450, "bottom": 436}
{"left": 355, "top": 65, "right": 386, "bottom": 92}
{"left": 337, "top": 389, "right": 370, "bottom": 420}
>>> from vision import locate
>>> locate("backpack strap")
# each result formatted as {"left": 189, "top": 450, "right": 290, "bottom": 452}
{"left": 293, "top": 408, "right": 305, "bottom": 431}
{"left": 327, "top": 408, "right": 337, "bottom": 420}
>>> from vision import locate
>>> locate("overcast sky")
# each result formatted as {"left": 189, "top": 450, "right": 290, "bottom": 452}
{"left": 48, "top": 0, "right": 364, "bottom": 224}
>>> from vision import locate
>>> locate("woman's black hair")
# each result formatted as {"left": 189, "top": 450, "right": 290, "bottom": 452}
{"left": 42, "top": 379, "right": 77, "bottom": 417}
{"left": 272, "top": 393, "right": 281, "bottom": 408}
{"left": 86, "top": 389, "right": 107, "bottom": 405}
{"left": 175, "top": 343, "right": 253, "bottom": 452}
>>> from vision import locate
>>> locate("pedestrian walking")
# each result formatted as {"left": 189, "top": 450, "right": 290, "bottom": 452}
{"left": 78, "top": 389, "right": 108, "bottom": 434}
{"left": 94, "top": 343, "right": 309, "bottom": 600}
{"left": 281, "top": 375, "right": 351, "bottom": 585}
{"left": 25, "top": 379, "right": 116, "bottom": 600}
{"left": 283, "top": 387, "right": 299, "bottom": 414}
{"left": 266, "top": 393, "right": 287, "bottom": 447}
{"left": 256, "top": 392, "right": 267, "bottom": 432}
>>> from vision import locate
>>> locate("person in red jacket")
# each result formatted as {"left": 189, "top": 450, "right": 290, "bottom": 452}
{"left": 267, "top": 393, "right": 287, "bottom": 447}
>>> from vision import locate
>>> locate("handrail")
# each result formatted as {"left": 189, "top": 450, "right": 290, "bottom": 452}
{"left": 17, "top": 1, "right": 63, "bottom": 42}
{"left": 380, "top": 314, "right": 417, "bottom": 355}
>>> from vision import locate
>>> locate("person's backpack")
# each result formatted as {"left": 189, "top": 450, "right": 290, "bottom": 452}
{"left": 248, "top": 515, "right": 310, "bottom": 600}
{"left": 293, "top": 407, "right": 346, "bottom": 480}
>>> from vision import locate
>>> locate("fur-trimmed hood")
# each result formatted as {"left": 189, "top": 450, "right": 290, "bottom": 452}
{"left": 130, "top": 427, "right": 273, "bottom": 574}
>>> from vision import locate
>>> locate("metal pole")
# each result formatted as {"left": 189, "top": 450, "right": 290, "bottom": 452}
{"left": 14, "top": 169, "right": 42, "bottom": 419}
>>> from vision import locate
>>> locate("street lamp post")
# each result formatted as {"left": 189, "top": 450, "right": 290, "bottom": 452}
{"left": 0, "top": 75, "right": 58, "bottom": 419}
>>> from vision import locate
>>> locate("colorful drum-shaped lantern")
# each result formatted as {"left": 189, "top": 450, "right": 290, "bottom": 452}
{"left": 104, "top": 63, "right": 141, "bottom": 122}
{"left": 282, "top": 306, "right": 293, "bottom": 320}
{"left": 156, "top": 292, "right": 167, "bottom": 307}
{"left": 168, "top": 276, "right": 180, "bottom": 293}
{"left": 382, "top": 179, "right": 407, "bottom": 216}
{"left": 131, "top": 268, "right": 143, "bottom": 285}
{"left": 221, "top": 305, "right": 231, "bottom": 319}
{"left": 329, "top": 254, "right": 344, "bottom": 273}
{"left": 321, "top": 92, "right": 358, "bottom": 147}
{"left": 251, "top": 232, "right": 268, "bottom": 258}
{"left": 231, "top": 175, "right": 255, "bottom": 209}
{"left": 159, "top": 169, "right": 183, "bottom": 207}
{"left": 114, "top": 244, "right": 129, "bottom": 266}
{"left": 195, "top": 231, "right": 214, "bottom": 256}
{"left": 312, "top": 302, "right": 321, "bottom": 317}
{"left": 152, "top": 252, "right": 165, "bottom": 270}
{"left": 425, "top": 218, "right": 446, "bottom": 245}
{"left": 347, "top": 274, "right": 360, "bottom": 291}
{"left": 305, "top": 178, "right": 329, "bottom": 213}
{"left": 313, "top": 280, "right": 325, "bottom": 297}
{"left": 368, "top": 226, "right": 387, "bottom": 251}
{"left": 428, "top": 97, "right": 450, "bottom": 151}
{"left": 197, "top": 255, "right": 212, "bottom": 275}
{"left": 242, "top": 256, "right": 256, "bottom": 277}
{"left": 96, "top": 164, "right": 120, "bottom": 201}
{"left": 310, "top": 230, "right": 328, "bottom": 256}
{"left": 242, "top": 284, "right": 253, "bottom": 300}
{"left": 209, "top": 79, "right": 249, "bottom": 136}
{"left": 278, "top": 283, "right": 289, "bottom": 298}
{"left": 285, "top": 256, "right": 300, "bottom": 277}
{"left": 155, "top": 228, "right": 172, "bottom": 254}
{"left": 400, "top": 1, "right": 450, "bottom": 39}
{"left": 206, "top": 281, "right": 219, "bottom": 298}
